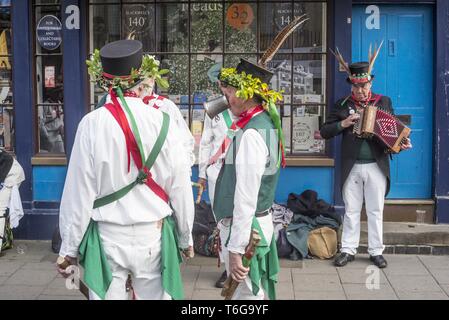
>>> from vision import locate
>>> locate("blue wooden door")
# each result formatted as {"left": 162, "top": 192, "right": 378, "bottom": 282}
{"left": 352, "top": 5, "right": 433, "bottom": 199}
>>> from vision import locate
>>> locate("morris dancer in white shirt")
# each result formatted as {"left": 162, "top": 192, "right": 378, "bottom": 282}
{"left": 56, "top": 40, "right": 194, "bottom": 300}
{"left": 141, "top": 78, "right": 196, "bottom": 169}
{"left": 198, "top": 107, "right": 235, "bottom": 288}
{"left": 198, "top": 108, "right": 234, "bottom": 208}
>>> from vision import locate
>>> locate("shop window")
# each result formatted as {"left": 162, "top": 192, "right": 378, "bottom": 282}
{"left": 0, "top": 0, "right": 13, "bottom": 152}
{"left": 33, "top": 0, "right": 65, "bottom": 155}
{"left": 88, "top": 0, "right": 328, "bottom": 159}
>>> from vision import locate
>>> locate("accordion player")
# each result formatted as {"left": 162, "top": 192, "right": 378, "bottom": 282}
{"left": 353, "top": 105, "right": 411, "bottom": 153}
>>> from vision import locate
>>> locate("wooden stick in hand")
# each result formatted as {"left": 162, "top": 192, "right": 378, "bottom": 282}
{"left": 221, "top": 229, "right": 261, "bottom": 300}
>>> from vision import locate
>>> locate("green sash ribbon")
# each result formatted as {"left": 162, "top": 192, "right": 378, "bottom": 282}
{"left": 249, "top": 217, "right": 280, "bottom": 300}
{"left": 161, "top": 215, "right": 184, "bottom": 300}
{"left": 78, "top": 220, "right": 112, "bottom": 300}
{"left": 266, "top": 101, "right": 286, "bottom": 168}
{"left": 222, "top": 109, "right": 233, "bottom": 129}
{"left": 224, "top": 216, "right": 280, "bottom": 300}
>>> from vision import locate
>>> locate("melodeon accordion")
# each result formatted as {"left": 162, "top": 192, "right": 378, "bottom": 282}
{"left": 353, "top": 105, "right": 411, "bottom": 153}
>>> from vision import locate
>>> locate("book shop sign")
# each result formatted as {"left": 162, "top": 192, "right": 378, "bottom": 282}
{"left": 37, "top": 15, "right": 62, "bottom": 51}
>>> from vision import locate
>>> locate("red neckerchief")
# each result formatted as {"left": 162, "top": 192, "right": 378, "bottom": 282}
{"left": 208, "top": 105, "right": 265, "bottom": 165}
{"left": 350, "top": 92, "right": 383, "bottom": 111}
{"left": 123, "top": 91, "right": 138, "bottom": 98}
{"left": 142, "top": 95, "right": 166, "bottom": 109}
{"left": 104, "top": 89, "right": 169, "bottom": 203}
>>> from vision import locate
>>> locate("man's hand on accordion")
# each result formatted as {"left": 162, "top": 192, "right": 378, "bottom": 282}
{"left": 341, "top": 113, "right": 360, "bottom": 128}
{"left": 400, "top": 137, "right": 412, "bottom": 151}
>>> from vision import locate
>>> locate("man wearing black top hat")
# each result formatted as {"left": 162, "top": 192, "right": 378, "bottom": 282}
{"left": 57, "top": 39, "right": 194, "bottom": 299}
{"left": 321, "top": 52, "right": 412, "bottom": 268}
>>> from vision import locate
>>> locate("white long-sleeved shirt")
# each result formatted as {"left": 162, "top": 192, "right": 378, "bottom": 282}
{"left": 146, "top": 94, "right": 196, "bottom": 168}
{"left": 198, "top": 109, "right": 235, "bottom": 180}
{"left": 226, "top": 129, "right": 269, "bottom": 255}
{"left": 59, "top": 97, "right": 194, "bottom": 258}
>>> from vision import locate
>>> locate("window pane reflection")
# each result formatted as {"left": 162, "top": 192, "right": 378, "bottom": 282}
{"left": 38, "top": 105, "right": 65, "bottom": 153}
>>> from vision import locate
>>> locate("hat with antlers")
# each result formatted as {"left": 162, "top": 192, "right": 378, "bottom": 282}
{"left": 331, "top": 41, "right": 383, "bottom": 85}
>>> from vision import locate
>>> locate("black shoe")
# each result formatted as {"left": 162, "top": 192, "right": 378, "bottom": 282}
{"left": 334, "top": 252, "right": 355, "bottom": 267}
{"left": 215, "top": 271, "right": 227, "bottom": 288}
{"left": 370, "top": 255, "right": 388, "bottom": 268}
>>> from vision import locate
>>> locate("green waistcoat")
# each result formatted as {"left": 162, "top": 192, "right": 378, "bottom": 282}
{"left": 213, "top": 111, "right": 280, "bottom": 220}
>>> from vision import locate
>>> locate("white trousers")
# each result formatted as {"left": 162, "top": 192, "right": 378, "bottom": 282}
{"left": 341, "top": 162, "right": 386, "bottom": 256}
{"left": 206, "top": 164, "right": 225, "bottom": 264}
{"left": 218, "top": 214, "right": 273, "bottom": 300}
{"left": 89, "top": 221, "right": 171, "bottom": 300}
{"left": 206, "top": 164, "right": 220, "bottom": 209}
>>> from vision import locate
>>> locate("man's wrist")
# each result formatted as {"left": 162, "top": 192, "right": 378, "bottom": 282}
{"left": 56, "top": 255, "right": 76, "bottom": 269}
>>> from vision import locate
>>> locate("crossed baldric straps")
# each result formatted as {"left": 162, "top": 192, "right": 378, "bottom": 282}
{"left": 95, "top": 87, "right": 170, "bottom": 208}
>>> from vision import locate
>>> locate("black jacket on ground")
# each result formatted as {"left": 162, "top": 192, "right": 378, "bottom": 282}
{"left": 320, "top": 93, "right": 393, "bottom": 196}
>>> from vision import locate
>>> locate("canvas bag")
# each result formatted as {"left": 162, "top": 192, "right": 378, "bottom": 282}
{"left": 307, "top": 227, "right": 337, "bottom": 259}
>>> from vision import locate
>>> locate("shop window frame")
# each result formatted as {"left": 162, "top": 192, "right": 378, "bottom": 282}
{"left": 31, "top": 0, "right": 67, "bottom": 162}
{"left": 87, "top": 0, "right": 333, "bottom": 163}
{"left": 0, "top": 1, "right": 14, "bottom": 154}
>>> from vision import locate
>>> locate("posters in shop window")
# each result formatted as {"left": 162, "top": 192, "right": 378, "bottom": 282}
{"left": 45, "top": 66, "right": 55, "bottom": 88}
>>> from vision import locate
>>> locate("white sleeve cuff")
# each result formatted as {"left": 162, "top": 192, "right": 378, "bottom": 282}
{"left": 178, "top": 233, "right": 193, "bottom": 249}
{"left": 227, "top": 245, "right": 246, "bottom": 255}
{"left": 59, "top": 243, "right": 78, "bottom": 259}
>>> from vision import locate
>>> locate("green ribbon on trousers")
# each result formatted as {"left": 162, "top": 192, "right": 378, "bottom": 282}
{"left": 248, "top": 217, "right": 280, "bottom": 300}
{"left": 78, "top": 216, "right": 184, "bottom": 300}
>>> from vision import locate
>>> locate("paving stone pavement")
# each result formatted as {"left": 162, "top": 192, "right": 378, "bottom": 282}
{"left": 0, "top": 240, "right": 448, "bottom": 300}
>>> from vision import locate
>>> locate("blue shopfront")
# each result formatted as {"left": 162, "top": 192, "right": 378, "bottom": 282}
{"left": 3, "top": 0, "right": 448, "bottom": 239}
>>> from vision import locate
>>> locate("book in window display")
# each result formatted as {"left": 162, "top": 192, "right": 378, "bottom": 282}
{"left": 191, "top": 105, "right": 205, "bottom": 163}
{"left": 44, "top": 66, "right": 55, "bottom": 88}
{"left": 292, "top": 113, "right": 320, "bottom": 153}
{"left": 179, "top": 104, "right": 189, "bottom": 127}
